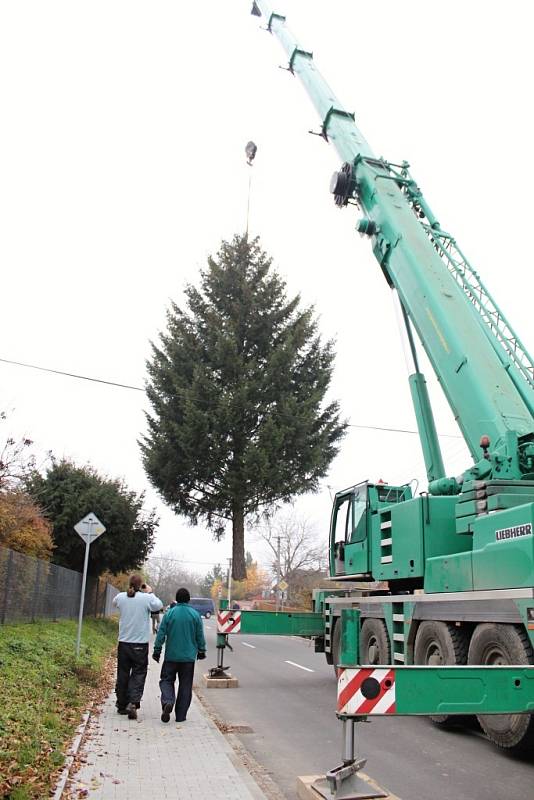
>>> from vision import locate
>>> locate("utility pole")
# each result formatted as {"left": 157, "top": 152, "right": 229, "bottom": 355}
{"left": 276, "top": 535, "right": 281, "bottom": 612}
{"left": 227, "top": 557, "right": 232, "bottom": 608}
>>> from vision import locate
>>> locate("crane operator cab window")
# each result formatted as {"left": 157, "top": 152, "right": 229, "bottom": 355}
{"left": 331, "top": 483, "right": 369, "bottom": 576}
{"left": 332, "top": 494, "right": 351, "bottom": 575}
{"left": 352, "top": 484, "right": 368, "bottom": 542}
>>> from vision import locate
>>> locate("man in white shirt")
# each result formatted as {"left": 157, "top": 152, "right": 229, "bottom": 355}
{"left": 112, "top": 574, "right": 163, "bottom": 719}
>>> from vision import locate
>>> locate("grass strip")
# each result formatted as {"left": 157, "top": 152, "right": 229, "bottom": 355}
{"left": 0, "top": 618, "right": 117, "bottom": 800}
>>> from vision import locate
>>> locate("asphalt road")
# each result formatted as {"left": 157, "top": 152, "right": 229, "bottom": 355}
{"left": 201, "top": 622, "right": 534, "bottom": 800}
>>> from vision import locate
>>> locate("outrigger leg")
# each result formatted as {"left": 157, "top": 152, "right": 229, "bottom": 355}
{"left": 208, "top": 632, "right": 233, "bottom": 679}
{"left": 312, "top": 717, "right": 386, "bottom": 800}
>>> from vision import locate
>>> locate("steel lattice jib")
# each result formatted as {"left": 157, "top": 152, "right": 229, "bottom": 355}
{"left": 337, "top": 666, "right": 534, "bottom": 717}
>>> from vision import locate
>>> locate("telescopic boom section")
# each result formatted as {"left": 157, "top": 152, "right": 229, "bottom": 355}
{"left": 251, "top": 1, "right": 534, "bottom": 486}
{"left": 252, "top": 1, "right": 374, "bottom": 164}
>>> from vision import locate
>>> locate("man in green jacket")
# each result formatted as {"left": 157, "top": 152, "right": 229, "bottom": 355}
{"left": 152, "top": 587, "right": 207, "bottom": 723}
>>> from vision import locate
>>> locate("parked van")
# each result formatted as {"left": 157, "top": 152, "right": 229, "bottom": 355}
{"left": 190, "top": 597, "right": 215, "bottom": 618}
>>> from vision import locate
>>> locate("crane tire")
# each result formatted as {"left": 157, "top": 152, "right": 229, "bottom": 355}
{"left": 468, "top": 623, "right": 534, "bottom": 752}
{"left": 414, "top": 620, "right": 469, "bottom": 728}
{"left": 331, "top": 618, "right": 342, "bottom": 676}
{"left": 359, "top": 618, "right": 391, "bottom": 665}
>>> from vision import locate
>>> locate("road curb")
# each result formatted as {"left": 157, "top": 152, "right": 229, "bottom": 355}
{"left": 194, "top": 685, "right": 285, "bottom": 800}
{"left": 51, "top": 705, "right": 92, "bottom": 800}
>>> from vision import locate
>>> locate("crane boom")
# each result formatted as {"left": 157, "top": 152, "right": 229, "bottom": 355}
{"left": 251, "top": 1, "right": 534, "bottom": 487}
{"left": 240, "top": 5, "right": 534, "bottom": 756}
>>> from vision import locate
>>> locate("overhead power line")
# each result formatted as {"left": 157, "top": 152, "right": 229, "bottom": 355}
{"left": 348, "top": 423, "right": 462, "bottom": 440}
{"left": 0, "top": 356, "right": 144, "bottom": 392}
{"left": 0, "top": 355, "right": 463, "bottom": 440}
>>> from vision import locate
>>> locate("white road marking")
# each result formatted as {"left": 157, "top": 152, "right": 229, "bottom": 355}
{"left": 241, "top": 642, "right": 256, "bottom": 649}
{"left": 285, "top": 660, "right": 314, "bottom": 673}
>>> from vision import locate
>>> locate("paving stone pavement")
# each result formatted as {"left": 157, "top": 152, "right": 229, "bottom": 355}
{"left": 68, "top": 656, "right": 268, "bottom": 800}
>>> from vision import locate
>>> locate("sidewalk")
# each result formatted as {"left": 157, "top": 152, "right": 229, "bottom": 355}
{"left": 66, "top": 655, "right": 269, "bottom": 800}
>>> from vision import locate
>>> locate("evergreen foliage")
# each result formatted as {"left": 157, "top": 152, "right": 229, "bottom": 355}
{"left": 25, "top": 460, "right": 157, "bottom": 575}
{"left": 141, "top": 235, "right": 346, "bottom": 579}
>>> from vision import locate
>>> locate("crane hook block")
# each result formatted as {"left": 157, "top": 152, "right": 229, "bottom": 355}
{"left": 330, "top": 162, "right": 356, "bottom": 207}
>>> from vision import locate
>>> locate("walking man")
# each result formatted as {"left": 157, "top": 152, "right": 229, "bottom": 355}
{"left": 112, "top": 575, "right": 163, "bottom": 719}
{"left": 152, "top": 587, "right": 207, "bottom": 723}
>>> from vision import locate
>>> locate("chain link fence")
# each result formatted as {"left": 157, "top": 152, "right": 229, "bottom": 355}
{"left": 0, "top": 545, "right": 118, "bottom": 624}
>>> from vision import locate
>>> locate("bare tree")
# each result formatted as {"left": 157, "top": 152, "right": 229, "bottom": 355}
{"left": 144, "top": 552, "right": 203, "bottom": 605}
{"left": 0, "top": 411, "right": 52, "bottom": 491}
{"left": 254, "top": 511, "right": 327, "bottom": 605}
{"left": 0, "top": 412, "right": 36, "bottom": 490}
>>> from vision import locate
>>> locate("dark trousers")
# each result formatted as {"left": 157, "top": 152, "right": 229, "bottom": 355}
{"left": 115, "top": 641, "right": 149, "bottom": 709}
{"left": 159, "top": 660, "right": 195, "bottom": 721}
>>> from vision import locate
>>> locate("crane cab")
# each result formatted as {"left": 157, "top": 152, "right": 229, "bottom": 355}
{"left": 329, "top": 481, "right": 479, "bottom": 592}
{"left": 329, "top": 481, "right": 411, "bottom": 580}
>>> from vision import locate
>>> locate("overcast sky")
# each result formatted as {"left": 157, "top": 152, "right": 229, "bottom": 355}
{"left": 1, "top": 1, "right": 533, "bottom": 578}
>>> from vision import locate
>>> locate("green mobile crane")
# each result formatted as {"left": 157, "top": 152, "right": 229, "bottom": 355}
{"left": 223, "top": 1, "right": 534, "bottom": 753}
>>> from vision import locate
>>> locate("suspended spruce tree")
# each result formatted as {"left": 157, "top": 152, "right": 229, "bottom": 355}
{"left": 141, "top": 235, "right": 346, "bottom": 580}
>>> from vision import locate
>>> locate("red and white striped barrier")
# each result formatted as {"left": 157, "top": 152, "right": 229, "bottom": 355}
{"left": 217, "top": 609, "right": 242, "bottom": 634}
{"left": 337, "top": 667, "right": 396, "bottom": 715}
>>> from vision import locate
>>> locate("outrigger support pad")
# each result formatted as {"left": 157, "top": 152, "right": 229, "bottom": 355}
{"left": 312, "top": 718, "right": 386, "bottom": 800}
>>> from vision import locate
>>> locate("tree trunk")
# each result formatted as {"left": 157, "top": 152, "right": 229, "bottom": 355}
{"left": 232, "top": 505, "right": 246, "bottom": 580}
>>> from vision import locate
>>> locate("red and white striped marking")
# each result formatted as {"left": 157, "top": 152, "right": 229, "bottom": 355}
{"left": 337, "top": 667, "right": 396, "bottom": 715}
{"left": 217, "top": 609, "right": 242, "bottom": 634}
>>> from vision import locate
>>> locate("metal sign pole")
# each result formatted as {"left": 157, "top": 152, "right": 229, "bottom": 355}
{"left": 227, "top": 557, "right": 232, "bottom": 607}
{"left": 73, "top": 513, "right": 105, "bottom": 658}
{"left": 276, "top": 536, "right": 281, "bottom": 612}
{"left": 76, "top": 535, "right": 91, "bottom": 657}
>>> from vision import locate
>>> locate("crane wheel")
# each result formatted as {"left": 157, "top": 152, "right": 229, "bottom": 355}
{"left": 331, "top": 617, "right": 342, "bottom": 676}
{"left": 359, "top": 618, "right": 391, "bottom": 665}
{"left": 414, "top": 620, "right": 469, "bottom": 728}
{"left": 468, "top": 623, "right": 534, "bottom": 751}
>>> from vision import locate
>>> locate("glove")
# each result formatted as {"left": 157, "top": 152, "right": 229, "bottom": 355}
{"left": 197, "top": 651, "right": 206, "bottom": 660}
{"left": 152, "top": 652, "right": 161, "bottom": 663}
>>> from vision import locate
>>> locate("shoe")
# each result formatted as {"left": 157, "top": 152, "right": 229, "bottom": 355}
{"left": 117, "top": 707, "right": 128, "bottom": 715}
{"left": 126, "top": 702, "right": 137, "bottom": 720}
{"left": 175, "top": 717, "right": 186, "bottom": 722}
{"left": 161, "top": 702, "right": 173, "bottom": 723}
